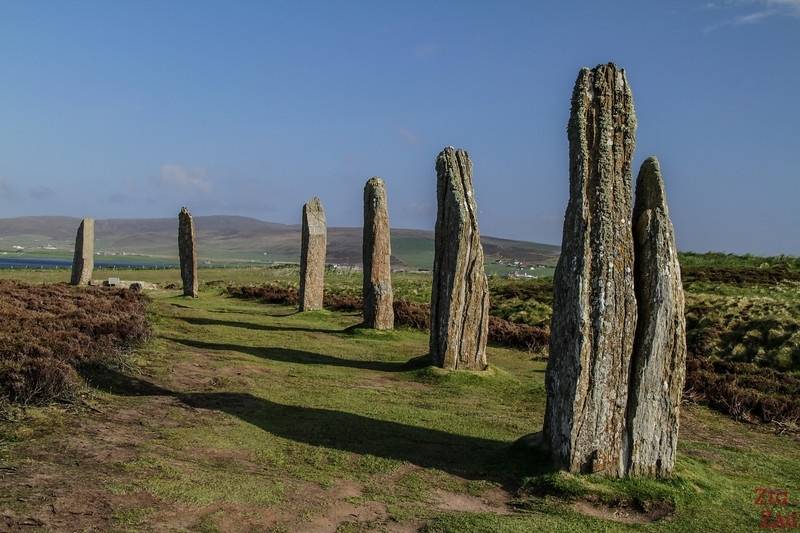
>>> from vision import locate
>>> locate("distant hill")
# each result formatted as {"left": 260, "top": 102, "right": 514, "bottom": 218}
{"left": 0, "top": 215, "right": 560, "bottom": 270}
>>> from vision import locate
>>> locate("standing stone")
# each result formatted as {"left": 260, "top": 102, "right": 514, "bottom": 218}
{"left": 544, "top": 63, "right": 638, "bottom": 477}
{"left": 178, "top": 207, "right": 198, "bottom": 297}
{"left": 299, "top": 197, "right": 326, "bottom": 311}
{"left": 429, "top": 147, "right": 489, "bottom": 370}
{"left": 626, "top": 157, "right": 686, "bottom": 477}
{"left": 362, "top": 178, "right": 394, "bottom": 329}
{"left": 69, "top": 218, "right": 94, "bottom": 286}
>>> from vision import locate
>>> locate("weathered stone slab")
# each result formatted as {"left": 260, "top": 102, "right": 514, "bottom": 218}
{"left": 544, "top": 63, "right": 638, "bottom": 477}
{"left": 429, "top": 147, "right": 489, "bottom": 370}
{"left": 299, "top": 197, "right": 326, "bottom": 311}
{"left": 178, "top": 207, "right": 198, "bottom": 297}
{"left": 362, "top": 177, "right": 394, "bottom": 329}
{"left": 70, "top": 218, "right": 94, "bottom": 286}
{"left": 626, "top": 156, "right": 686, "bottom": 477}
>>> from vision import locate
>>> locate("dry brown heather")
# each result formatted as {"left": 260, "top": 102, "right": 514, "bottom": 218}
{"left": 0, "top": 281, "right": 151, "bottom": 404}
{"left": 226, "top": 284, "right": 549, "bottom": 352}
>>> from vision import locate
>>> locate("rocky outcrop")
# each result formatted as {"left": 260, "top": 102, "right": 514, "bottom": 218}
{"left": 362, "top": 178, "right": 394, "bottom": 329}
{"left": 70, "top": 218, "right": 94, "bottom": 286}
{"left": 429, "top": 147, "right": 490, "bottom": 370}
{"left": 544, "top": 63, "right": 638, "bottom": 477}
{"left": 299, "top": 197, "right": 326, "bottom": 311}
{"left": 178, "top": 207, "right": 198, "bottom": 298}
{"left": 626, "top": 157, "right": 686, "bottom": 477}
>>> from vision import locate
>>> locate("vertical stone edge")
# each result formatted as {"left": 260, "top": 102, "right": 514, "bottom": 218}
{"left": 70, "top": 218, "right": 94, "bottom": 286}
{"left": 429, "top": 147, "right": 489, "bottom": 371}
{"left": 362, "top": 178, "right": 394, "bottom": 329}
{"left": 626, "top": 156, "right": 687, "bottom": 477}
{"left": 299, "top": 197, "right": 326, "bottom": 311}
{"left": 178, "top": 207, "right": 198, "bottom": 298}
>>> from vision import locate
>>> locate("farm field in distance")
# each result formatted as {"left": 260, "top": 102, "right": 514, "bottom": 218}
{"left": 0, "top": 216, "right": 560, "bottom": 277}
{"left": 1, "top": 256, "right": 798, "bottom": 531}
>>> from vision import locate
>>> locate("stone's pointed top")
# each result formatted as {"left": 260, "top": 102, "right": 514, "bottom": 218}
{"left": 582, "top": 62, "right": 623, "bottom": 73}
{"left": 576, "top": 63, "right": 629, "bottom": 86}
{"left": 634, "top": 156, "right": 668, "bottom": 216}
{"left": 82, "top": 217, "right": 94, "bottom": 223}
{"left": 305, "top": 197, "right": 324, "bottom": 211}
{"left": 303, "top": 197, "right": 326, "bottom": 233}
{"left": 365, "top": 176, "right": 384, "bottom": 188}
{"left": 599, "top": 61, "right": 622, "bottom": 70}
{"left": 436, "top": 148, "right": 473, "bottom": 184}
{"left": 436, "top": 147, "right": 471, "bottom": 168}
{"left": 438, "top": 146, "right": 463, "bottom": 156}
{"left": 180, "top": 207, "right": 191, "bottom": 216}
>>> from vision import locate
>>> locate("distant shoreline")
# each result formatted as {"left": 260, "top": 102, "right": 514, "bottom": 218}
{"left": 0, "top": 257, "right": 179, "bottom": 270}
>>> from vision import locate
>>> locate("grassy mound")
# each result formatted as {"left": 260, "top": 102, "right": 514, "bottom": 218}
{"left": 0, "top": 281, "right": 151, "bottom": 404}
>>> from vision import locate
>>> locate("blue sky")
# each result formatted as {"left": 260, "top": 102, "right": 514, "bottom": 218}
{"left": 1, "top": 0, "right": 798, "bottom": 254}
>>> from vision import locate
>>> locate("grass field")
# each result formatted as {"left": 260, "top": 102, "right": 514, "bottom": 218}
{"left": 0, "top": 266, "right": 799, "bottom": 531}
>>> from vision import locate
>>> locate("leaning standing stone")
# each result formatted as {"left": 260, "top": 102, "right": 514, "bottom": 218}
{"left": 626, "top": 157, "right": 686, "bottom": 477}
{"left": 362, "top": 178, "right": 394, "bottom": 329}
{"left": 70, "top": 218, "right": 94, "bottom": 286}
{"left": 299, "top": 197, "right": 326, "bottom": 311}
{"left": 544, "top": 63, "right": 638, "bottom": 477}
{"left": 178, "top": 207, "right": 198, "bottom": 297}
{"left": 429, "top": 147, "right": 489, "bottom": 370}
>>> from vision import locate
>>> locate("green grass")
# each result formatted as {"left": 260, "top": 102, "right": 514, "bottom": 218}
{"left": 1, "top": 265, "right": 799, "bottom": 530}
{"left": 678, "top": 252, "right": 800, "bottom": 271}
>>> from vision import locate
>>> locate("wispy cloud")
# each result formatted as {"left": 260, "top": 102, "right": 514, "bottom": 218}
{"left": 704, "top": 0, "right": 800, "bottom": 31}
{"left": 0, "top": 180, "right": 57, "bottom": 202}
{"left": 398, "top": 128, "right": 419, "bottom": 145}
{"left": 159, "top": 164, "right": 212, "bottom": 193}
{"left": 404, "top": 201, "right": 434, "bottom": 218}
{"left": 414, "top": 43, "right": 439, "bottom": 58}
{"left": 28, "top": 186, "right": 55, "bottom": 200}
{"left": 0, "top": 178, "right": 18, "bottom": 200}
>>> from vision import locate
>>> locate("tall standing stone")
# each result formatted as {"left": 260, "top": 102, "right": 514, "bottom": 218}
{"left": 299, "top": 197, "right": 326, "bottom": 311}
{"left": 544, "top": 63, "right": 638, "bottom": 477}
{"left": 362, "top": 177, "right": 394, "bottom": 329}
{"left": 178, "top": 207, "right": 198, "bottom": 298}
{"left": 69, "top": 218, "right": 94, "bottom": 286}
{"left": 429, "top": 147, "right": 490, "bottom": 371}
{"left": 626, "top": 157, "right": 686, "bottom": 477}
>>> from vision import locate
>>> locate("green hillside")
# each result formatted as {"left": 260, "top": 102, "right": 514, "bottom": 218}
{"left": 0, "top": 216, "right": 560, "bottom": 272}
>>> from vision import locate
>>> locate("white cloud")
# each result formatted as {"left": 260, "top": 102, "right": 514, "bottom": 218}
{"left": 704, "top": 0, "right": 800, "bottom": 31}
{"left": 0, "top": 178, "right": 17, "bottom": 199}
{"left": 414, "top": 43, "right": 439, "bottom": 58}
{"left": 28, "top": 186, "right": 55, "bottom": 200}
{"left": 159, "top": 164, "right": 212, "bottom": 193}
{"left": 399, "top": 128, "right": 419, "bottom": 145}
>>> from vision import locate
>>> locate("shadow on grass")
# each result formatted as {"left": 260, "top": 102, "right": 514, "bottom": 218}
{"left": 203, "top": 307, "right": 301, "bottom": 318}
{"left": 163, "top": 336, "right": 422, "bottom": 373}
{"left": 176, "top": 316, "right": 338, "bottom": 334}
{"left": 82, "top": 364, "right": 552, "bottom": 488}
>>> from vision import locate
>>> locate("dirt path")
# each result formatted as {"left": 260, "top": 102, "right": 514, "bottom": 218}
{"left": 0, "top": 297, "right": 520, "bottom": 532}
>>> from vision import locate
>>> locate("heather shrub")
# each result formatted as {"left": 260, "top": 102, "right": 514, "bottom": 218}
{"left": 226, "top": 284, "right": 549, "bottom": 352}
{"left": 0, "top": 281, "right": 151, "bottom": 404}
